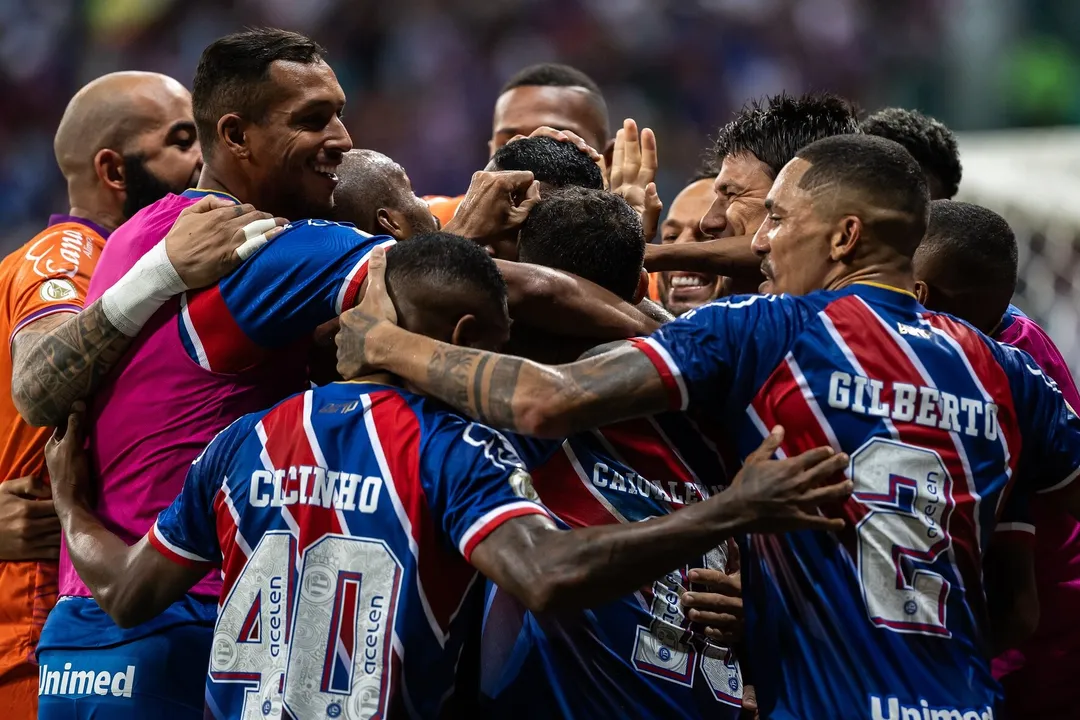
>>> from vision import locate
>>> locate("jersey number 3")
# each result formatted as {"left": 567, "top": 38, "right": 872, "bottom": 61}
{"left": 210, "top": 531, "right": 404, "bottom": 719}
{"left": 852, "top": 438, "right": 955, "bottom": 637}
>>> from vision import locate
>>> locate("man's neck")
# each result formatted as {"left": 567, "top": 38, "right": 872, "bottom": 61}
{"left": 65, "top": 204, "right": 123, "bottom": 233}
{"left": 827, "top": 265, "right": 916, "bottom": 295}
{"left": 352, "top": 371, "right": 401, "bottom": 388}
{"left": 195, "top": 165, "right": 244, "bottom": 201}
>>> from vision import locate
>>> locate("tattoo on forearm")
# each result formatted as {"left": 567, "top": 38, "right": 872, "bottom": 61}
{"left": 12, "top": 301, "right": 132, "bottom": 426}
{"left": 424, "top": 339, "right": 666, "bottom": 434}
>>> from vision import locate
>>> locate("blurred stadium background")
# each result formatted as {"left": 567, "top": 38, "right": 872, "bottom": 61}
{"left": 1, "top": 0, "right": 1078, "bottom": 373}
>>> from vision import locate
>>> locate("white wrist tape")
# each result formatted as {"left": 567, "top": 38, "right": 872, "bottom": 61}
{"left": 235, "top": 218, "right": 278, "bottom": 261}
{"left": 100, "top": 240, "right": 188, "bottom": 337}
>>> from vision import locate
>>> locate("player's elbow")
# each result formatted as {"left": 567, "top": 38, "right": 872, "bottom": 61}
{"left": 10, "top": 374, "right": 53, "bottom": 427}
{"left": 95, "top": 586, "right": 151, "bottom": 629}
{"left": 515, "top": 568, "right": 587, "bottom": 614}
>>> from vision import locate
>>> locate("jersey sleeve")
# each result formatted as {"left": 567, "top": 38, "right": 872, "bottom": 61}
{"left": 632, "top": 294, "right": 804, "bottom": 414}
{"left": 998, "top": 343, "right": 1080, "bottom": 498}
{"left": 149, "top": 415, "right": 257, "bottom": 566}
{"left": 177, "top": 220, "right": 395, "bottom": 373}
{"left": 419, "top": 413, "right": 551, "bottom": 562}
{"left": 9, "top": 225, "right": 100, "bottom": 344}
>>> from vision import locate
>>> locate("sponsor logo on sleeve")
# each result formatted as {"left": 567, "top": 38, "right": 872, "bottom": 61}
{"left": 461, "top": 423, "right": 525, "bottom": 472}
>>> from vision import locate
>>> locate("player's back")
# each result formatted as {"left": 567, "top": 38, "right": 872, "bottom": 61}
{"left": 992, "top": 307, "right": 1080, "bottom": 716}
{"left": 66, "top": 190, "right": 393, "bottom": 603}
{"left": 636, "top": 284, "right": 1080, "bottom": 718}
{"left": 0, "top": 215, "right": 105, "bottom": 678}
{"left": 150, "top": 381, "right": 549, "bottom": 718}
{"left": 482, "top": 414, "right": 743, "bottom": 719}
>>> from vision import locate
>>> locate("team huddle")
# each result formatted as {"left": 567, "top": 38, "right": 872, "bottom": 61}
{"left": 0, "top": 25, "right": 1077, "bottom": 720}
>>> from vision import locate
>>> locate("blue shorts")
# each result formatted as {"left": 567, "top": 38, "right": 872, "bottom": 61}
{"left": 37, "top": 595, "right": 216, "bottom": 719}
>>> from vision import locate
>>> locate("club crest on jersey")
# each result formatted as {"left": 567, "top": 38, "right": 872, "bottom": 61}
{"left": 508, "top": 468, "right": 540, "bottom": 502}
{"left": 462, "top": 423, "right": 525, "bottom": 471}
{"left": 39, "top": 278, "right": 77, "bottom": 302}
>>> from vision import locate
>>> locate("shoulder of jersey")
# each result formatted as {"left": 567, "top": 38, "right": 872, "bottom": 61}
{"left": 15, "top": 223, "right": 102, "bottom": 283}
{"left": 281, "top": 219, "right": 373, "bottom": 238}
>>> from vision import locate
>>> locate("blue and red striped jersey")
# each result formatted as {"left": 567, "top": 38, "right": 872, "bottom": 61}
{"left": 479, "top": 415, "right": 743, "bottom": 719}
{"left": 635, "top": 283, "right": 1080, "bottom": 719}
{"left": 177, "top": 212, "right": 396, "bottom": 374}
{"left": 150, "top": 381, "right": 549, "bottom": 720}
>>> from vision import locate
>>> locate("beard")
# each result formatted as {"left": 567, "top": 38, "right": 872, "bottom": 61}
{"left": 121, "top": 154, "right": 183, "bottom": 220}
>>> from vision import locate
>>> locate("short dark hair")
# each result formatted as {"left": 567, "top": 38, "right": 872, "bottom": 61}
{"left": 501, "top": 63, "right": 602, "bottom": 96}
{"left": 919, "top": 200, "right": 1017, "bottom": 293}
{"left": 490, "top": 137, "right": 603, "bottom": 190}
{"left": 518, "top": 188, "right": 644, "bottom": 302}
{"left": 193, "top": 28, "right": 326, "bottom": 157}
{"left": 795, "top": 134, "right": 930, "bottom": 256}
{"left": 861, "top": 108, "right": 962, "bottom": 200}
{"left": 714, "top": 92, "right": 861, "bottom": 178}
{"left": 385, "top": 232, "right": 507, "bottom": 314}
{"left": 689, "top": 159, "right": 718, "bottom": 185}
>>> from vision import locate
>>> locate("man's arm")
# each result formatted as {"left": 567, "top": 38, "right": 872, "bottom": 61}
{"left": 342, "top": 315, "right": 668, "bottom": 438}
{"left": 45, "top": 405, "right": 205, "bottom": 627}
{"left": 11, "top": 307, "right": 134, "bottom": 427}
{"left": 11, "top": 198, "right": 285, "bottom": 426}
{"left": 644, "top": 234, "right": 760, "bottom": 278}
{"left": 983, "top": 535, "right": 1039, "bottom": 654}
{"left": 470, "top": 431, "right": 851, "bottom": 613}
{"left": 497, "top": 260, "right": 662, "bottom": 339}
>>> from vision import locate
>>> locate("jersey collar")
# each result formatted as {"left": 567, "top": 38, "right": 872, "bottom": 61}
{"left": 47, "top": 214, "right": 111, "bottom": 239}
{"left": 181, "top": 188, "right": 241, "bottom": 204}
{"left": 846, "top": 281, "right": 923, "bottom": 310}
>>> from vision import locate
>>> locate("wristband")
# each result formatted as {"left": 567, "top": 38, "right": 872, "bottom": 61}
{"left": 100, "top": 241, "right": 188, "bottom": 337}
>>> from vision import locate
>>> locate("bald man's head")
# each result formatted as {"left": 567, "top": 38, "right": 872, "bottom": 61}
{"left": 331, "top": 150, "right": 436, "bottom": 239}
{"left": 54, "top": 71, "right": 202, "bottom": 226}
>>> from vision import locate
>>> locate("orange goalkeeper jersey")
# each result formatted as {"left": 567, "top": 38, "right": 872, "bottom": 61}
{"left": 0, "top": 215, "right": 106, "bottom": 680}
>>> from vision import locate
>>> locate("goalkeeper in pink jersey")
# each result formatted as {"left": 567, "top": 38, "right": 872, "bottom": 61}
{"left": 914, "top": 199, "right": 1080, "bottom": 719}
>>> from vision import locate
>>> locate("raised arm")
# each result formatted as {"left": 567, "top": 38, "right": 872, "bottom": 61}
{"left": 471, "top": 429, "right": 852, "bottom": 613}
{"left": 45, "top": 405, "right": 205, "bottom": 627}
{"left": 11, "top": 198, "right": 285, "bottom": 426}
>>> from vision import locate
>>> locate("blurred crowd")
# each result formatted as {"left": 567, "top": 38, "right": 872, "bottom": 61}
{"left": 2, "top": 0, "right": 1079, "bottom": 252}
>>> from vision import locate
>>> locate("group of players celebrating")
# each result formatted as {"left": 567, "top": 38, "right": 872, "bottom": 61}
{"left": 0, "top": 25, "right": 1076, "bottom": 720}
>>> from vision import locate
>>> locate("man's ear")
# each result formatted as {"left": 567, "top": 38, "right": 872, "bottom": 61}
{"left": 93, "top": 148, "right": 126, "bottom": 192}
{"left": 633, "top": 268, "right": 650, "bottom": 304}
{"left": 914, "top": 279, "right": 930, "bottom": 306}
{"left": 601, "top": 138, "right": 616, "bottom": 188}
{"left": 218, "top": 114, "right": 249, "bottom": 160}
{"left": 450, "top": 314, "right": 481, "bottom": 347}
{"left": 377, "top": 208, "right": 405, "bottom": 240}
{"left": 831, "top": 216, "right": 862, "bottom": 261}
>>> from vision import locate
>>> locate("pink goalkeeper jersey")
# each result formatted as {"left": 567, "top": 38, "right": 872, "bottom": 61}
{"left": 58, "top": 189, "right": 394, "bottom": 600}
{"left": 992, "top": 307, "right": 1080, "bottom": 715}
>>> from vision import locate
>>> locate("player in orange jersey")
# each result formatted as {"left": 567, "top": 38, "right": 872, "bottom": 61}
{"left": 425, "top": 63, "right": 610, "bottom": 225}
{"left": 0, "top": 70, "right": 202, "bottom": 717}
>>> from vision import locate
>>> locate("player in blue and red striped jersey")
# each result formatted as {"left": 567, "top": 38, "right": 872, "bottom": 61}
{"left": 336, "top": 134, "right": 1080, "bottom": 719}
{"left": 478, "top": 186, "right": 744, "bottom": 719}
{"left": 45, "top": 233, "right": 850, "bottom": 719}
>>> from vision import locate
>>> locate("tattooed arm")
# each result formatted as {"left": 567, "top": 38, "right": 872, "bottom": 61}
{"left": 338, "top": 311, "right": 670, "bottom": 437}
{"left": 11, "top": 309, "right": 133, "bottom": 427}
{"left": 11, "top": 199, "right": 285, "bottom": 427}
